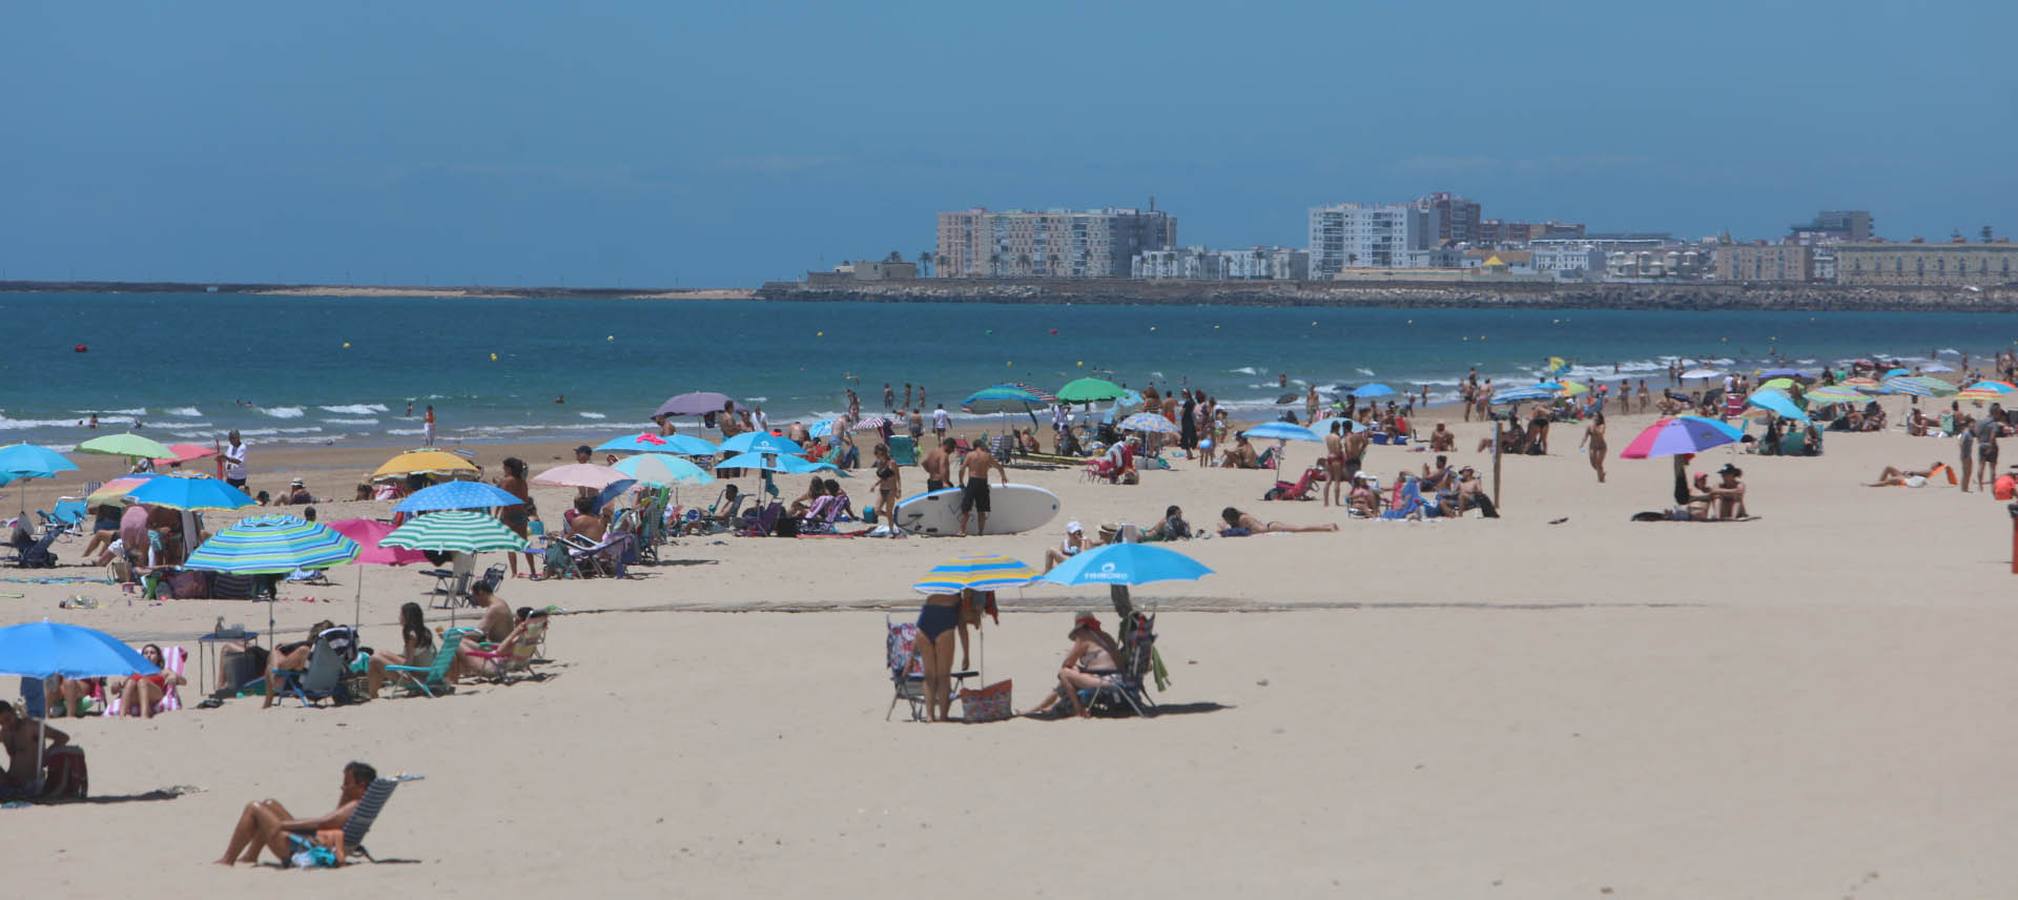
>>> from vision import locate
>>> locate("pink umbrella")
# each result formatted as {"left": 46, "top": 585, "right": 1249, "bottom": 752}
{"left": 329, "top": 518, "right": 428, "bottom": 632}
{"left": 151, "top": 443, "right": 218, "bottom": 468}
{"left": 531, "top": 463, "right": 629, "bottom": 490}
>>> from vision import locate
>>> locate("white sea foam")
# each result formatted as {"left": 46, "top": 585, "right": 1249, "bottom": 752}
{"left": 385, "top": 427, "right": 426, "bottom": 436}
{"left": 319, "top": 403, "right": 390, "bottom": 415}
{"left": 0, "top": 415, "right": 92, "bottom": 431}
{"left": 163, "top": 407, "right": 203, "bottom": 417}
{"left": 1356, "top": 368, "right": 1376, "bottom": 377}
{"left": 1232, "top": 367, "right": 1258, "bottom": 375}
{"left": 321, "top": 418, "right": 379, "bottom": 426}
{"left": 75, "top": 407, "right": 147, "bottom": 416}
{"left": 577, "top": 412, "right": 608, "bottom": 419}
{"left": 262, "top": 406, "right": 305, "bottom": 419}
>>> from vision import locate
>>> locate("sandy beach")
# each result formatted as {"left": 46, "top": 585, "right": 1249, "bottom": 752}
{"left": 5, "top": 397, "right": 2016, "bottom": 898}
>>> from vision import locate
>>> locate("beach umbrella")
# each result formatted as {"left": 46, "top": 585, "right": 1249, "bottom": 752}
{"left": 594, "top": 479, "right": 639, "bottom": 514}
{"left": 1841, "top": 376, "right": 1880, "bottom": 387}
{"left": 1883, "top": 367, "right": 1911, "bottom": 378}
{"left": 1559, "top": 380, "right": 1591, "bottom": 396}
{"left": 328, "top": 519, "right": 429, "bottom": 567}
{"left": 912, "top": 554, "right": 1037, "bottom": 595}
{"left": 125, "top": 474, "right": 255, "bottom": 510}
{"left": 806, "top": 418, "right": 837, "bottom": 439}
{"left": 1804, "top": 385, "right": 1862, "bottom": 404}
{"left": 1875, "top": 378, "right": 1927, "bottom": 397}
{"left": 963, "top": 385, "right": 1045, "bottom": 414}
{"left": 380, "top": 510, "right": 528, "bottom": 554}
{"left": 1056, "top": 377, "right": 1127, "bottom": 404}
{"left": 76, "top": 433, "right": 174, "bottom": 460}
{"left": 1118, "top": 412, "right": 1179, "bottom": 434}
{"left": 595, "top": 432, "right": 721, "bottom": 457}
{"left": 531, "top": 463, "right": 629, "bottom": 490}
{"left": 1679, "top": 368, "right": 1724, "bottom": 380}
{"left": 0, "top": 444, "right": 77, "bottom": 480}
{"left": 1037, "top": 543, "right": 1214, "bottom": 588}
{"left": 613, "top": 453, "right": 714, "bottom": 487}
{"left": 1011, "top": 383, "right": 1061, "bottom": 405}
{"left": 1965, "top": 380, "right": 2016, "bottom": 393}
{"left": 1758, "top": 368, "right": 1808, "bottom": 380}
{"left": 394, "top": 480, "right": 524, "bottom": 514}
{"left": 655, "top": 392, "right": 739, "bottom": 417}
{"left": 1887, "top": 376, "right": 1956, "bottom": 397}
{"left": 1353, "top": 383, "right": 1397, "bottom": 398}
{"left": 852, "top": 415, "right": 892, "bottom": 432}
{"left": 183, "top": 514, "right": 361, "bottom": 575}
{"left": 0, "top": 620, "right": 161, "bottom": 779}
{"left": 86, "top": 474, "right": 157, "bottom": 507}
{"left": 1243, "top": 421, "right": 1323, "bottom": 443}
{"left": 1619, "top": 416, "right": 1744, "bottom": 459}
{"left": 719, "top": 432, "right": 803, "bottom": 455}
{"left": 1492, "top": 386, "right": 1556, "bottom": 404}
{"left": 714, "top": 451, "right": 820, "bottom": 473}
{"left": 371, "top": 449, "right": 479, "bottom": 482}
{"left": 1745, "top": 390, "right": 1809, "bottom": 422}
{"left": 1758, "top": 377, "right": 1797, "bottom": 392}
{"left": 151, "top": 443, "right": 217, "bottom": 467}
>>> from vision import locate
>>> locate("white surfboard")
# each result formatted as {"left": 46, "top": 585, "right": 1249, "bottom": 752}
{"left": 894, "top": 482, "right": 1060, "bottom": 536}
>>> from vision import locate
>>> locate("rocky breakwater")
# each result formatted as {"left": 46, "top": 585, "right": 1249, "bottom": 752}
{"left": 756, "top": 279, "right": 2018, "bottom": 312}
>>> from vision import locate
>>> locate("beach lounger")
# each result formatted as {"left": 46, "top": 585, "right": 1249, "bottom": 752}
{"left": 1077, "top": 611, "right": 1160, "bottom": 717}
{"left": 276, "top": 635, "right": 349, "bottom": 707}
{"left": 382, "top": 629, "right": 470, "bottom": 698}
{"left": 104, "top": 645, "right": 186, "bottom": 717}
{"left": 1265, "top": 467, "right": 1320, "bottom": 501}
{"left": 465, "top": 618, "right": 546, "bottom": 684}
{"left": 8, "top": 527, "right": 61, "bottom": 569}
{"left": 287, "top": 774, "right": 424, "bottom": 866}
{"left": 558, "top": 534, "right": 621, "bottom": 577}
{"left": 888, "top": 435, "right": 917, "bottom": 466}
{"left": 737, "top": 502, "right": 784, "bottom": 537}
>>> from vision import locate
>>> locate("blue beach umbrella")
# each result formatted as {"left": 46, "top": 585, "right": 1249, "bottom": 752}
{"left": 595, "top": 432, "right": 722, "bottom": 457}
{"left": 1036, "top": 543, "right": 1213, "bottom": 588}
{"left": 0, "top": 444, "right": 77, "bottom": 480}
{"left": 613, "top": 453, "right": 713, "bottom": 487}
{"left": 963, "top": 385, "right": 1045, "bottom": 414}
{"left": 394, "top": 480, "right": 524, "bottom": 514}
{"left": 719, "top": 432, "right": 804, "bottom": 455}
{"left": 1353, "top": 383, "right": 1397, "bottom": 398}
{"left": 1243, "top": 421, "right": 1323, "bottom": 442}
{"left": 1745, "top": 390, "right": 1809, "bottom": 422}
{"left": 0, "top": 621, "right": 160, "bottom": 680}
{"left": 184, "top": 514, "right": 362, "bottom": 575}
{"left": 125, "top": 474, "right": 255, "bottom": 510}
{"left": 715, "top": 451, "right": 836, "bottom": 474}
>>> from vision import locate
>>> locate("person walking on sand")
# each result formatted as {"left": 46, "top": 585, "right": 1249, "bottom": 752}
{"left": 931, "top": 402, "right": 950, "bottom": 440}
{"left": 422, "top": 405, "right": 436, "bottom": 446}
{"left": 1976, "top": 406, "right": 2002, "bottom": 492}
{"left": 956, "top": 442, "right": 1007, "bottom": 537}
{"left": 222, "top": 430, "right": 249, "bottom": 489}
{"left": 1579, "top": 412, "right": 1608, "bottom": 483}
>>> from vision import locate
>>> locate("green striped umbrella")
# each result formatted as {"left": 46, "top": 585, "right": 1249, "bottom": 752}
{"left": 380, "top": 510, "right": 528, "bottom": 553}
{"left": 184, "top": 514, "right": 361, "bottom": 574}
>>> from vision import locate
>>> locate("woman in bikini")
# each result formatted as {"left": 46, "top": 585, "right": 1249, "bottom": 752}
{"left": 915, "top": 592, "right": 962, "bottom": 722}
{"left": 366, "top": 603, "right": 436, "bottom": 700}
{"left": 108, "top": 643, "right": 183, "bottom": 718}
{"left": 1022, "top": 612, "right": 1124, "bottom": 718}
{"left": 1323, "top": 422, "right": 1348, "bottom": 507}
{"left": 1579, "top": 412, "right": 1608, "bottom": 483}
{"left": 871, "top": 443, "right": 901, "bottom": 529}
{"left": 497, "top": 457, "right": 538, "bottom": 578}
{"left": 1218, "top": 507, "right": 1339, "bottom": 536}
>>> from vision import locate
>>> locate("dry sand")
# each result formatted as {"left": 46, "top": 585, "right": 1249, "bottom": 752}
{"left": 5, "top": 399, "right": 2016, "bottom": 898}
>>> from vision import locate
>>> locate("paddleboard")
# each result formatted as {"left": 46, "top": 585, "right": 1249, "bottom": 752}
{"left": 894, "top": 482, "right": 1060, "bottom": 536}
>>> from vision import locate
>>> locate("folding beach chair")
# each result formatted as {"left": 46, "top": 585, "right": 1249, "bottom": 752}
{"left": 104, "top": 645, "right": 187, "bottom": 716}
{"left": 287, "top": 775, "right": 424, "bottom": 866}
{"left": 1083, "top": 611, "right": 1160, "bottom": 717}
{"left": 382, "top": 628, "right": 471, "bottom": 698}
{"left": 276, "top": 635, "right": 349, "bottom": 707}
{"left": 465, "top": 617, "right": 546, "bottom": 684}
{"left": 885, "top": 615, "right": 977, "bottom": 722}
{"left": 887, "top": 435, "right": 917, "bottom": 466}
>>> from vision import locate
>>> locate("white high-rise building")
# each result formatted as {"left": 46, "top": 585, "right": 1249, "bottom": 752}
{"left": 1307, "top": 202, "right": 1443, "bottom": 277}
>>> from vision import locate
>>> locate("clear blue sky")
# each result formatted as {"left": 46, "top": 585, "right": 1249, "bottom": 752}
{"left": 4, "top": 1, "right": 2013, "bottom": 287}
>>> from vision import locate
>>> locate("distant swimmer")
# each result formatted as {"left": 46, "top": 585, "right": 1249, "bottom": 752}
{"left": 554, "top": 394, "right": 565, "bottom": 405}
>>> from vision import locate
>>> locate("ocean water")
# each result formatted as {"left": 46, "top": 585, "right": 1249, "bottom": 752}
{"left": 2, "top": 292, "right": 2009, "bottom": 448}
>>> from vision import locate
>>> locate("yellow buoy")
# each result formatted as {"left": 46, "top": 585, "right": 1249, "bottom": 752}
{"left": 489, "top": 352, "right": 498, "bottom": 362}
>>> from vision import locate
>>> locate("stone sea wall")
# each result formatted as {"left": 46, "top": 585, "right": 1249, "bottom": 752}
{"left": 756, "top": 278, "right": 2018, "bottom": 312}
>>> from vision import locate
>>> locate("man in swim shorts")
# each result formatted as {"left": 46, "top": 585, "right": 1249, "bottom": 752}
{"left": 956, "top": 443, "right": 1007, "bottom": 537}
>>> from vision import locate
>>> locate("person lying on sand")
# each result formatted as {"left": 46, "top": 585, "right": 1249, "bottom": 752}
{"left": 1218, "top": 507, "right": 1339, "bottom": 537}
{"left": 1021, "top": 612, "right": 1122, "bottom": 718}
{"left": 215, "top": 761, "right": 374, "bottom": 866}
{"left": 1869, "top": 462, "right": 1948, "bottom": 488}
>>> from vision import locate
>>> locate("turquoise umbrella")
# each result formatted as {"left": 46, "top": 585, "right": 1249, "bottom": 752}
{"left": 1745, "top": 390, "right": 1809, "bottom": 422}
{"left": 0, "top": 444, "right": 77, "bottom": 480}
{"left": 183, "top": 515, "right": 362, "bottom": 575}
{"left": 125, "top": 474, "right": 255, "bottom": 511}
{"left": 613, "top": 453, "right": 714, "bottom": 486}
{"left": 595, "top": 432, "right": 720, "bottom": 456}
{"left": 719, "top": 432, "right": 803, "bottom": 455}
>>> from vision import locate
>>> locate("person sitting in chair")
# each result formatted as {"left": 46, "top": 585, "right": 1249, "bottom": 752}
{"left": 0, "top": 702, "right": 70, "bottom": 800}
{"left": 1041, "top": 521, "right": 1091, "bottom": 572}
{"left": 1021, "top": 612, "right": 1123, "bottom": 719}
{"left": 215, "top": 760, "right": 375, "bottom": 866}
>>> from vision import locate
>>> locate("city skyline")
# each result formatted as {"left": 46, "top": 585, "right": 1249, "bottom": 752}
{"left": 3, "top": 1, "right": 2014, "bottom": 287}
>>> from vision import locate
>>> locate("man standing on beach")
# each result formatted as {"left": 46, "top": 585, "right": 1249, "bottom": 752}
{"left": 907, "top": 408, "right": 924, "bottom": 444}
{"left": 222, "top": 430, "right": 248, "bottom": 489}
{"left": 956, "top": 442, "right": 1007, "bottom": 537}
{"left": 932, "top": 403, "right": 950, "bottom": 440}
{"left": 922, "top": 438, "right": 954, "bottom": 492}
{"left": 423, "top": 405, "right": 436, "bottom": 446}
{"left": 752, "top": 405, "right": 768, "bottom": 434}
{"left": 883, "top": 383, "right": 895, "bottom": 412}
{"left": 904, "top": 383, "right": 914, "bottom": 409}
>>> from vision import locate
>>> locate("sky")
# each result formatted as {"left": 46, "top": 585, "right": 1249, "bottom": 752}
{"left": 3, "top": 0, "right": 2014, "bottom": 287}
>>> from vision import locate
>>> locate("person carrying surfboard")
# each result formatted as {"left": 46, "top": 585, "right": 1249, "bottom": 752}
{"left": 956, "top": 443, "right": 1009, "bottom": 537}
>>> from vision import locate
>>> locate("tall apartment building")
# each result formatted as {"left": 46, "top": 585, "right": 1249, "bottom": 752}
{"left": 1714, "top": 244, "right": 1813, "bottom": 282}
{"left": 1789, "top": 210, "right": 1873, "bottom": 244}
{"left": 1307, "top": 202, "right": 1442, "bottom": 277}
{"left": 1419, "top": 192, "right": 1481, "bottom": 244}
{"left": 935, "top": 207, "right": 1177, "bottom": 278}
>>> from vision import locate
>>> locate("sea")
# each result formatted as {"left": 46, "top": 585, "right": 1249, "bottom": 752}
{"left": 2, "top": 291, "right": 2008, "bottom": 449}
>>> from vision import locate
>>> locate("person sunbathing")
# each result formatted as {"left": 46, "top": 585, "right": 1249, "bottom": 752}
{"left": 455, "top": 609, "right": 539, "bottom": 682}
{"left": 365, "top": 602, "right": 436, "bottom": 700}
{"left": 1711, "top": 464, "right": 1749, "bottom": 519}
{"left": 1221, "top": 434, "right": 1259, "bottom": 469}
{"left": 0, "top": 703, "right": 69, "bottom": 800}
{"left": 450, "top": 583, "right": 517, "bottom": 684}
{"left": 262, "top": 620, "right": 337, "bottom": 710}
{"left": 1869, "top": 462, "right": 1947, "bottom": 488}
{"left": 1345, "top": 475, "right": 1379, "bottom": 517}
{"left": 215, "top": 761, "right": 375, "bottom": 866}
{"left": 1041, "top": 521, "right": 1091, "bottom": 572}
{"left": 1142, "top": 505, "right": 1192, "bottom": 541}
{"left": 1218, "top": 507, "right": 1339, "bottom": 536}
{"left": 787, "top": 478, "right": 827, "bottom": 518}
{"left": 1427, "top": 422, "right": 1454, "bottom": 452}
{"left": 1021, "top": 612, "right": 1123, "bottom": 718}
{"left": 109, "top": 643, "right": 184, "bottom": 718}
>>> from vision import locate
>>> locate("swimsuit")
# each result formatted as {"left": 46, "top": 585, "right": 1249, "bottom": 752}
{"left": 960, "top": 477, "right": 991, "bottom": 513}
{"left": 917, "top": 602, "right": 959, "bottom": 641}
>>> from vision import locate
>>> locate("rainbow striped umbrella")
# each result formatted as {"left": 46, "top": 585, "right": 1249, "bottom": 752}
{"left": 380, "top": 510, "right": 527, "bottom": 553}
{"left": 912, "top": 554, "right": 1037, "bottom": 595}
{"left": 184, "top": 515, "right": 361, "bottom": 575}
{"left": 1619, "top": 415, "right": 1744, "bottom": 459}
{"left": 1803, "top": 385, "right": 1863, "bottom": 405}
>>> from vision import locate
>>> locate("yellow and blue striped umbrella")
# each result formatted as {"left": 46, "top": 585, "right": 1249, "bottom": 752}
{"left": 184, "top": 515, "right": 361, "bottom": 575}
{"left": 912, "top": 554, "right": 1037, "bottom": 595}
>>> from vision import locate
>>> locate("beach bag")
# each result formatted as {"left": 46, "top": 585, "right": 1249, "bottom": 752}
{"left": 959, "top": 679, "right": 1013, "bottom": 723}
{"left": 42, "top": 745, "right": 87, "bottom": 799}
{"left": 290, "top": 829, "right": 347, "bottom": 868}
